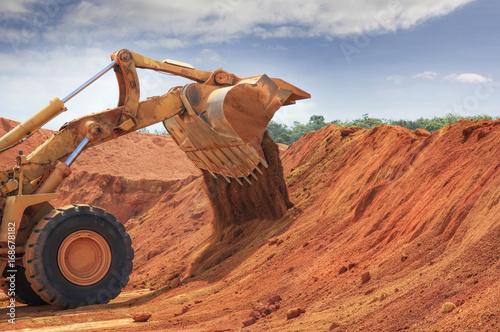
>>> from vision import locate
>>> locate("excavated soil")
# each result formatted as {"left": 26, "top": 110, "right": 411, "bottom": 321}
{"left": 190, "top": 132, "right": 293, "bottom": 277}
{"left": 0, "top": 117, "right": 499, "bottom": 331}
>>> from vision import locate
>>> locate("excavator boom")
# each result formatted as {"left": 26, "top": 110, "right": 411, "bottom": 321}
{"left": 0, "top": 49, "right": 309, "bottom": 186}
{"left": 0, "top": 49, "right": 309, "bottom": 308}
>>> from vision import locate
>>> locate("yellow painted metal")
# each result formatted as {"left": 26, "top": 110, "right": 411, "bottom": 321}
{"left": 0, "top": 98, "right": 65, "bottom": 152}
{"left": 124, "top": 50, "right": 213, "bottom": 83}
{"left": 36, "top": 161, "right": 71, "bottom": 194}
{"left": 0, "top": 193, "right": 57, "bottom": 244}
{"left": 0, "top": 180, "right": 18, "bottom": 196}
{"left": 57, "top": 230, "right": 112, "bottom": 286}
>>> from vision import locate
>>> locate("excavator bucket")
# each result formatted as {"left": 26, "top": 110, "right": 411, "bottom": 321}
{"left": 163, "top": 74, "right": 309, "bottom": 184}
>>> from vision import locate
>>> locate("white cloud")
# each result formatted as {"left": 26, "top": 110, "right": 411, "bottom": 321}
{"left": 387, "top": 75, "right": 405, "bottom": 85}
{"left": 272, "top": 99, "right": 317, "bottom": 127}
{"left": 410, "top": 71, "right": 494, "bottom": 84}
{"left": 198, "top": 49, "right": 222, "bottom": 62}
{"left": 444, "top": 73, "right": 492, "bottom": 84}
{"left": 0, "top": 0, "right": 38, "bottom": 14}
{"left": 0, "top": 0, "right": 478, "bottom": 50}
{"left": 413, "top": 71, "right": 438, "bottom": 80}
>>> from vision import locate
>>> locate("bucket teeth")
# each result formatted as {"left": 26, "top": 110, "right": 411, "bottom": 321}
{"left": 163, "top": 73, "right": 296, "bottom": 184}
{"left": 221, "top": 174, "right": 232, "bottom": 183}
{"left": 237, "top": 145, "right": 258, "bottom": 163}
{"left": 259, "top": 157, "right": 269, "bottom": 168}
{"left": 234, "top": 177, "right": 243, "bottom": 185}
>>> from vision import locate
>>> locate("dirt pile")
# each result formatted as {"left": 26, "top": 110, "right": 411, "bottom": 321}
{"left": 135, "top": 119, "right": 499, "bottom": 331}
{"left": 1, "top": 117, "right": 500, "bottom": 331}
{"left": 276, "top": 119, "right": 500, "bottom": 331}
{"left": 0, "top": 118, "right": 206, "bottom": 289}
{"left": 69, "top": 131, "right": 200, "bottom": 181}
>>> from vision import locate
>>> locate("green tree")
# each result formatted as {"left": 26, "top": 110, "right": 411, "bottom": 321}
{"left": 308, "top": 115, "right": 326, "bottom": 131}
{"left": 267, "top": 121, "right": 288, "bottom": 141}
{"left": 266, "top": 113, "right": 498, "bottom": 145}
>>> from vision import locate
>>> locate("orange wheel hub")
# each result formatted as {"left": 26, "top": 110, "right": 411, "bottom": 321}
{"left": 57, "top": 231, "right": 111, "bottom": 286}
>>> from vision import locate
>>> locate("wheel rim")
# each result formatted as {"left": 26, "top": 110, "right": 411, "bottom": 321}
{"left": 57, "top": 230, "right": 112, "bottom": 286}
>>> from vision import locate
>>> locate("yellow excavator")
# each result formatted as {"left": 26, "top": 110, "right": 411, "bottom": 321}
{"left": 0, "top": 50, "right": 309, "bottom": 308}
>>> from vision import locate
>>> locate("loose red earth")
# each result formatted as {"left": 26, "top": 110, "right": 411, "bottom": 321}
{"left": 1, "top": 117, "right": 499, "bottom": 331}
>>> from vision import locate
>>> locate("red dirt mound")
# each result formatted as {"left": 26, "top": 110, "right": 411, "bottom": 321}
{"left": 52, "top": 131, "right": 201, "bottom": 223}
{"left": 70, "top": 131, "right": 200, "bottom": 181}
{"left": 276, "top": 120, "right": 500, "bottom": 331}
{"left": 127, "top": 120, "right": 500, "bottom": 331}
{"left": 1, "top": 117, "right": 500, "bottom": 332}
{"left": 134, "top": 120, "right": 498, "bottom": 331}
{"left": 0, "top": 118, "right": 206, "bottom": 290}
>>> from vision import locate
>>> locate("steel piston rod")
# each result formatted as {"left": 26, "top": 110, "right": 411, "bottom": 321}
{"left": 65, "top": 137, "right": 90, "bottom": 166}
{"left": 0, "top": 61, "right": 117, "bottom": 153}
{"left": 62, "top": 61, "right": 116, "bottom": 103}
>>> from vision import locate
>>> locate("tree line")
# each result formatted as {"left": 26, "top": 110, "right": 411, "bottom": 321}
{"left": 266, "top": 113, "right": 499, "bottom": 145}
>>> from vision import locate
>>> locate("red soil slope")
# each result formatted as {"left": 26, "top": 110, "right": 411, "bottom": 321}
{"left": 0, "top": 118, "right": 206, "bottom": 289}
{"left": 278, "top": 120, "right": 500, "bottom": 331}
{"left": 1, "top": 117, "right": 499, "bottom": 331}
{"left": 0, "top": 118, "right": 53, "bottom": 169}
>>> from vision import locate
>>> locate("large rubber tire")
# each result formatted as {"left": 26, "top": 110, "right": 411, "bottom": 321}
{"left": 1, "top": 265, "right": 46, "bottom": 305}
{"left": 24, "top": 204, "right": 133, "bottom": 308}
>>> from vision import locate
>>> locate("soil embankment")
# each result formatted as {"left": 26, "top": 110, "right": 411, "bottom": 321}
{"left": 1, "top": 117, "right": 499, "bottom": 331}
{"left": 278, "top": 120, "right": 500, "bottom": 331}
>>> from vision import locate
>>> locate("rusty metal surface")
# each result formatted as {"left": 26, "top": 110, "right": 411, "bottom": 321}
{"left": 1, "top": 49, "right": 310, "bottom": 192}
{"left": 163, "top": 74, "right": 308, "bottom": 184}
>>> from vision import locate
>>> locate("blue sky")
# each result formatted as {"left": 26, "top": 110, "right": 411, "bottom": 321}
{"left": 0, "top": 0, "right": 499, "bottom": 131}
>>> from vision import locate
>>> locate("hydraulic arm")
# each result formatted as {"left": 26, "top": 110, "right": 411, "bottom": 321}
{"left": 0, "top": 49, "right": 309, "bottom": 308}
{"left": 1, "top": 49, "right": 309, "bottom": 188}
